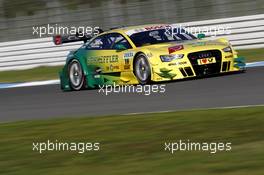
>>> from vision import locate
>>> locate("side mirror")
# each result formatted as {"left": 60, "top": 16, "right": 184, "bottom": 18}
{"left": 115, "top": 43, "right": 127, "bottom": 51}
{"left": 197, "top": 33, "right": 206, "bottom": 39}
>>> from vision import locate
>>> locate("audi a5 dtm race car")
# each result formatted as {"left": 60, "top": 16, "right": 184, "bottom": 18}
{"left": 54, "top": 24, "right": 245, "bottom": 91}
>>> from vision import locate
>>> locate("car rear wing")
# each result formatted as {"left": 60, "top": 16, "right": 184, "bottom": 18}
{"left": 53, "top": 29, "right": 104, "bottom": 45}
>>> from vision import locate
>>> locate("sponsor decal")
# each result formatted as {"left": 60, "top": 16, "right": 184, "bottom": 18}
{"left": 197, "top": 57, "right": 216, "bottom": 65}
{"left": 125, "top": 25, "right": 172, "bottom": 36}
{"left": 106, "top": 64, "right": 119, "bottom": 71}
{"left": 168, "top": 61, "right": 187, "bottom": 66}
{"left": 124, "top": 65, "right": 130, "bottom": 69}
{"left": 134, "top": 28, "right": 145, "bottom": 33}
{"left": 125, "top": 58, "right": 129, "bottom": 65}
{"left": 124, "top": 52, "right": 134, "bottom": 59}
{"left": 88, "top": 55, "right": 118, "bottom": 64}
{"left": 123, "top": 52, "right": 133, "bottom": 70}
{"left": 191, "top": 42, "right": 206, "bottom": 46}
{"left": 124, "top": 58, "right": 130, "bottom": 69}
{"left": 225, "top": 55, "right": 233, "bottom": 58}
{"left": 123, "top": 52, "right": 131, "bottom": 69}
{"left": 145, "top": 25, "right": 171, "bottom": 31}
{"left": 178, "top": 61, "right": 187, "bottom": 65}
{"left": 168, "top": 45, "right": 184, "bottom": 54}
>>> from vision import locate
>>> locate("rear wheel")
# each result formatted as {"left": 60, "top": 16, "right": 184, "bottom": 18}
{"left": 134, "top": 54, "right": 151, "bottom": 84}
{"left": 68, "top": 59, "right": 85, "bottom": 90}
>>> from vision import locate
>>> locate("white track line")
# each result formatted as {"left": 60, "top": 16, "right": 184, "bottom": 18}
{"left": 123, "top": 104, "right": 264, "bottom": 116}
{"left": 11, "top": 79, "right": 60, "bottom": 88}
{"left": 0, "top": 79, "right": 59, "bottom": 89}
{"left": 246, "top": 61, "right": 264, "bottom": 68}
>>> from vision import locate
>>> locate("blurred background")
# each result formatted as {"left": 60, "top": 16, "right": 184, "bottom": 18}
{"left": 0, "top": 0, "right": 263, "bottom": 42}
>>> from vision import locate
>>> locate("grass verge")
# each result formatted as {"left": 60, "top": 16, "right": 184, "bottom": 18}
{"left": 237, "top": 48, "right": 264, "bottom": 62}
{"left": 0, "top": 48, "right": 263, "bottom": 83}
{"left": 0, "top": 66, "right": 62, "bottom": 83}
{"left": 0, "top": 106, "right": 264, "bottom": 175}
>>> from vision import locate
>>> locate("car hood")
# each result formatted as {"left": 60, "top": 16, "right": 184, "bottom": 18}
{"left": 142, "top": 39, "right": 228, "bottom": 54}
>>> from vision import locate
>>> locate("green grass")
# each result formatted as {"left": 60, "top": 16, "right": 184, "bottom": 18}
{"left": 0, "top": 66, "right": 62, "bottom": 83}
{"left": 1, "top": 106, "right": 264, "bottom": 175}
{"left": 238, "top": 48, "right": 264, "bottom": 62}
{"left": 0, "top": 48, "right": 263, "bottom": 83}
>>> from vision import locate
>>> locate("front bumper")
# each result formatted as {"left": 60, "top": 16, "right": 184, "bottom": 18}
{"left": 234, "top": 57, "right": 246, "bottom": 70}
{"left": 151, "top": 54, "right": 246, "bottom": 82}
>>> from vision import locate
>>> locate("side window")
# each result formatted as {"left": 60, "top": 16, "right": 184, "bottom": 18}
{"left": 106, "top": 33, "right": 132, "bottom": 50}
{"left": 86, "top": 35, "right": 110, "bottom": 50}
{"left": 86, "top": 33, "right": 132, "bottom": 50}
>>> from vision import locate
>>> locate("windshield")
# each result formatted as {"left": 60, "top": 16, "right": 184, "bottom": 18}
{"left": 129, "top": 28, "right": 196, "bottom": 47}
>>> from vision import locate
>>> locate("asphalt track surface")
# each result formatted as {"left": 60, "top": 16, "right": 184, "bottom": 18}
{"left": 0, "top": 67, "right": 264, "bottom": 122}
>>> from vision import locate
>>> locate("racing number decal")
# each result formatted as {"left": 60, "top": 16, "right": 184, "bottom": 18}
{"left": 123, "top": 52, "right": 134, "bottom": 70}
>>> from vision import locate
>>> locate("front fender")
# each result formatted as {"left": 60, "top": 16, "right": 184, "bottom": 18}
{"left": 60, "top": 50, "right": 90, "bottom": 91}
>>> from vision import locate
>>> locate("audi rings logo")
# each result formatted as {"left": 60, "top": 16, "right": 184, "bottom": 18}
{"left": 198, "top": 53, "right": 212, "bottom": 58}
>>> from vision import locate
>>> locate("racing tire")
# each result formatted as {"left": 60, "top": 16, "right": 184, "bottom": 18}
{"left": 68, "top": 59, "right": 85, "bottom": 91}
{"left": 134, "top": 54, "right": 151, "bottom": 85}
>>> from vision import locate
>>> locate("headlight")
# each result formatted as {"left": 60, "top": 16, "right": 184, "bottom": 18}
{"left": 160, "top": 54, "right": 184, "bottom": 62}
{"left": 222, "top": 46, "right": 232, "bottom": 53}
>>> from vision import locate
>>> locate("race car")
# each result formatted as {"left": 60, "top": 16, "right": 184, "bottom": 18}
{"left": 54, "top": 24, "right": 246, "bottom": 91}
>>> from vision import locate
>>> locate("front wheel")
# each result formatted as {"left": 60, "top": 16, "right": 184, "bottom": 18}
{"left": 68, "top": 59, "right": 85, "bottom": 90}
{"left": 134, "top": 54, "right": 151, "bottom": 84}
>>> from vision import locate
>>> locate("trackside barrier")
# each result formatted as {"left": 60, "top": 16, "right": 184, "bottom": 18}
{"left": 0, "top": 14, "right": 263, "bottom": 71}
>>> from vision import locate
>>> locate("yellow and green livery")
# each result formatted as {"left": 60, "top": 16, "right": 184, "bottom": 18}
{"left": 54, "top": 24, "right": 245, "bottom": 91}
